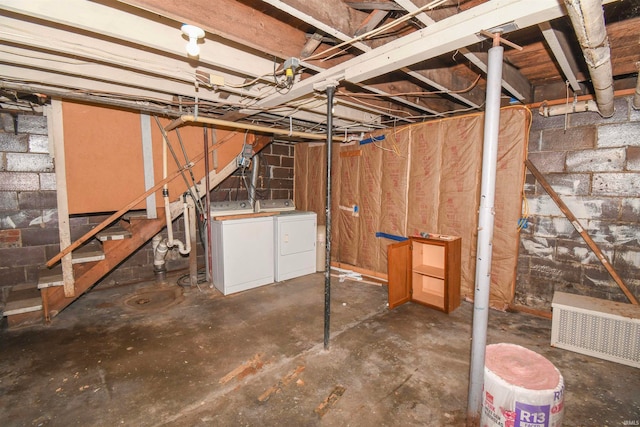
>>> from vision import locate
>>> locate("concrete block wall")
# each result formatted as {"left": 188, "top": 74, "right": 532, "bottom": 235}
{"left": 211, "top": 142, "right": 295, "bottom": 202}
{"left": 0, "top": 113, "right": 56, "bottom": 302}
{"left": 516, "top": 97, "right": 640, "bottom": 309}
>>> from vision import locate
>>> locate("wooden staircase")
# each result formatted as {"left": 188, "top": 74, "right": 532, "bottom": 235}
{"left": 3, "top": 212, "right": 166, "bottom": 327}
{"left": 1, "top": 130, "right": 271, "bottom": 328}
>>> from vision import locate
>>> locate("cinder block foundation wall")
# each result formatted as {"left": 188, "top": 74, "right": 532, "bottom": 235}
{"left": 210, "top": 142, "right": 294, "bottom": 202}
{"left": 0, "top": 112, "right": 293, "bottom": 304}
{"left": 0, "top": 113, "right": 55, "bottom": 302}
{"left": 516, "top": 96, "right": 640, "bottom": 310}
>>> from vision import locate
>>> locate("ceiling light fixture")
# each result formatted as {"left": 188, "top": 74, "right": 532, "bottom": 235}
{"left": 181, "top": 24, "right": 205, "bottom": 58}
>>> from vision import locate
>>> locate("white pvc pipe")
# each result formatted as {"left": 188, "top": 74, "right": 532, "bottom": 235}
{"left": 467, "top": 42, "right": 504, "bottom": 426}
{"left": 152, "top": 235, "right": 168, "bottom": 268}
{"left": 161, "top": 128, "right": 190, "bottom": 255}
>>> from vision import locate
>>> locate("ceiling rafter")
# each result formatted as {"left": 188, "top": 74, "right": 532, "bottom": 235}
{"left": 259, "top": 0, "right": 443, "bottom": 117}
{"left": 0, "top": 0, "right": 393, "bottom": 131}
{"left": 393, "top": 0, "right": 532, "bottom": 102}
{"left": 538, "top": 21, "right": 582, "bottom": 92}
{"left": 260, "top": 0, "right": 482, "bottom": 113}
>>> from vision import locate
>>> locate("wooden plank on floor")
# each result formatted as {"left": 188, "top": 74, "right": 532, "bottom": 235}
{"left": 315, "top": 385, "right": 346, "bottom": 418}
{"left": 258, "top": 365, "right": 305, "bottom": 402}
{"left": 219, "top": 353, "right": 264, "bottom": 384}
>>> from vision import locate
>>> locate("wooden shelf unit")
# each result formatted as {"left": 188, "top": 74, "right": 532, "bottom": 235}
{"left": 387, "top": 235, "right": 461, "bottom": 313}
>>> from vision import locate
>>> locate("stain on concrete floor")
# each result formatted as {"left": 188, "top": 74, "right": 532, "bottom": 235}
{"left": 1, "top": 273, "right": 638, "bottom": 426}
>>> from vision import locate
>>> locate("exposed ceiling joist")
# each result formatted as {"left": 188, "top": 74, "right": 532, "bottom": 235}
{"left": 394, "top": 0, "right": 532, "bottom": 102}
{"left": 256, "top": 0, "right": 579, "bottom": 109}
{"left": 1, "top": 0, "right": 635, "bottom": 135}
{"left": 354, "top": 9, "right": 390, "bottom": 37}
{"left": 345, "top": 2, "right": 404, "bottom": 11}
{"left": 260, "top": 0, "right": 480, "bottom": 112}
{"left": 538, "top": 21, "right": 582, "bottom": 92}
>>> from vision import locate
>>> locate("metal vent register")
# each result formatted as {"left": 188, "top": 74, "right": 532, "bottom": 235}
{"left": 551, "top": 292, "right": 640, "bottom": 368}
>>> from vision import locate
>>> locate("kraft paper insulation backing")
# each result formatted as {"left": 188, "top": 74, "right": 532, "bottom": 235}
{"left": 338, "top": 148, "right": 360, "bottom": 266}
{"left": 356, "top": 144, "right": 383, "bottom": 272}
{"left": 437, "top": 115, "right": 483, "bottom": 300}
{"left": 294, "top": 106, "right": 530, "bottom": 309}
{"left": 492, "top": 110, "right": 530, "bottom": 308}
{"left": 377, "top": 127, "right": 411, "bottom": 274}
{"left": 407, "top": 120, "right": 442, "bottom": 236}
{"left": 330, "top": 145, "right": 342, "bottom": 261}
{"left": 306, "top": 143, "right": 327, "bottom": 225}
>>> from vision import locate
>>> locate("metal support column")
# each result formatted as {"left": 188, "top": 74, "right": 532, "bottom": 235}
{"left": 324, "top": 84, "right": 336, "bottom": 350}
{"left": 467, "top": 35, "right": 504, "bottom": 426}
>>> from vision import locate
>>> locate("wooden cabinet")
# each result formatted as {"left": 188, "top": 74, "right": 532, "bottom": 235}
{"left": 387, "top": 235, "right": 461, "bottom": 313}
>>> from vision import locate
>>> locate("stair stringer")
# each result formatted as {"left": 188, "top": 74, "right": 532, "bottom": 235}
{"left": 41, "top": 159, "right": 241, "bottom": 320}
{"left": 42, "top": 212, "right": 166, "bottom": 319}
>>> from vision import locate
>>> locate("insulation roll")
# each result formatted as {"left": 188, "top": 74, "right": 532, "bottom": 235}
{"left": 482, "top": 343, "right": 564, "bottom": 427}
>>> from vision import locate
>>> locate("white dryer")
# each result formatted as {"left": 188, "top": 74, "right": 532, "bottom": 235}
{"left": 273, "top": 211, "right": 317, "bottom": 282}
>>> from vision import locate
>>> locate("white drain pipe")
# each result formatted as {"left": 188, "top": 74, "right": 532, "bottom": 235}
{"left": 161, "top": 128, "right": 191, "bottom": 255}
{"left": 564, "top": 0, "right": 615, "bottom": 118}
{"left": 467, "top": 36, "right": 503, "bottom": 426}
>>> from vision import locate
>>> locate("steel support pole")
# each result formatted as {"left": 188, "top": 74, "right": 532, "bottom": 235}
{"left": 467, "top": 40, "right": 504, "bottom": 426}
{"left": 324, "top": 85, "right": 336, "bottom": 350}
{"left": 203, "top": 127, "right": 213, "bottom": 284}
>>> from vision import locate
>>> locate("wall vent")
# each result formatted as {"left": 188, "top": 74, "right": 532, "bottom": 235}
{"left": 551, "top": 292, "right": 640, "bottom": 368}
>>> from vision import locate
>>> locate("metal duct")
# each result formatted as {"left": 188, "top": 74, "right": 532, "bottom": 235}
{"left": 564, "top": 0, "right": 615, "bottom": 117}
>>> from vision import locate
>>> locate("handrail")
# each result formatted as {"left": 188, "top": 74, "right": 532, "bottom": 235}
{"left": 46, "top": 135, "right": 236, "bottom": 268}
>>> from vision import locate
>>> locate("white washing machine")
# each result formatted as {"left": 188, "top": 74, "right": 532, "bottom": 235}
{"left": 273, "top": 211, "right": 317, "bottom": 282}
{"left": 210, "top": 215, "right": 274, "bottom": 295}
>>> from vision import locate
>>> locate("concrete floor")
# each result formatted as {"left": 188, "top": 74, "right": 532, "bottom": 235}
{"left": 1, "top": 272, "right": 638, "bottom": 426}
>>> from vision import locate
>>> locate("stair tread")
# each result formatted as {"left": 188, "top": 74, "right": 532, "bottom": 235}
{"left": 38, "top": 265, "right": 64, "bottom": 289}
{"left": 72, "top": 243, "right": 105, "bottom": 264}
{"left": 4, "top": 285, "right": 42, "bottom": 316}
{"left": 96, "top": 225, "right": 132, "bottom": 241}
{"left": 122, "top": 210, "right": 149, "bottom": 221}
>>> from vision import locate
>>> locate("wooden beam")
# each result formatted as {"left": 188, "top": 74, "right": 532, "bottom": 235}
{"left": 345, "top": 2, "right": 404, "bottom": 11}
{"left": 48, "top": 100, "right": 75, "bottom": 298}
{"left": 472, "top": 52, "right": 532, "bottom": 102}
{"left": 539, "top": 21, "right": 582, "bottom": 92}
{"left": 525, "top": 159, "right": 638, "bottom": 305}
{"left": 301, "top": 33, "right": 325, "bottom": 59}
{"left": 118, "top": 0, "right": 308, "bottom": 61}
{"left": 354, "top": 10, "right": 390, "bottom": 37}
{"left": 380, "top": 0, "right": 534, "bottom": 102}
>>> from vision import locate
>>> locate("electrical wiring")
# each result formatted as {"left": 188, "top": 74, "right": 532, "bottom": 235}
{"left": 401, "top": 102, "right": 486, "bottom": 121}
{"left": 337, "top": 92, "right": 415, "bottom": 117}
{"left": 337, "top": 74, "right": 482, "bottom": 98}
{"left": 304, "top": 0, "right": 447, "bottom": 62}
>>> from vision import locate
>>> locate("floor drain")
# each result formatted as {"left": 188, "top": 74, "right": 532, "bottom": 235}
{"left": 123, "top": 286, "right": 183, "bottom": 312}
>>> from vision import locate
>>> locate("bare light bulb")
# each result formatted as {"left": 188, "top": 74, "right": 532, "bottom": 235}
{"left": 181, "top": 24, "right": 205, "bottom": 58}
